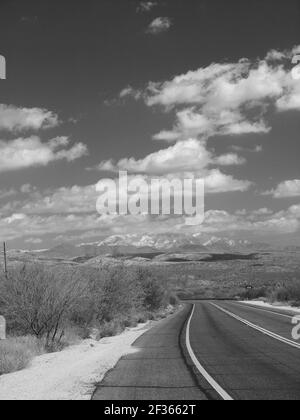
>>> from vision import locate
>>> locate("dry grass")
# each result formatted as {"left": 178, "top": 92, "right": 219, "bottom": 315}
{"left": 0, "top": 262, "right": 175, "bottom": 372}
{"left": 269, "top": 280, "right": 300, "bottom": 305}
{"left": 0, "top": 336, "right": 45, "bottom": 375}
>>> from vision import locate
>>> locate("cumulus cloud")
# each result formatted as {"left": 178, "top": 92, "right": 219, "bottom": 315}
{"left": 97, "top": 139, "right": 211, "bottom": 174}
{"left": 214, "top": 153, "right": 246, "bottom": 166}
{"left": 152, "top": 108, "right": 270, "bottom": 142}
{"left": 94, "top": 139, "right": 250, "bottom": 194}
{"left": 204, "top": 170, "right": 251, "bottom": 193}
{"left": 0, "top": 104, "right": 59, "bottom": 132}
{"left": 267, "top": 179, "right": 300, "bottom": 198}
{"left": 1, "top": 198, "right": 299, "bottom": 243}
{"left": 119, "top": 86, "right": 142, "bottom": 100}
{"left": 137, "top": 1, "right": 157, "bottom": 13}
{"left": 18, "top": 185, "right": 96, "bottom": 215}
{"left": 96, "top": 138, "right": 246, "bottom": 173}
{"left": 0, "top": 188, "right": 17, "bottom": 200}
{"left": 231, "top": 144, "right": 263, "bottom": 153}
{"left": 0, "top": 212, "right": 104, "bottom": 242}
{"left": 124, "top": 46, "right": 300, "bottom": 141}
{"left": 146, "top": 17, "right": 172, "bottom": 35}
{"left": 0, "top": 136, "right": 88, "bottom": 173}
{"left": 202, "top": 206, "right": 300, "bottom": 236}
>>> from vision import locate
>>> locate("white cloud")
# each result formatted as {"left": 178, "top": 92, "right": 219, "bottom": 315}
{"left": 137, "top": 1, "right": 157, "bottom": 13}
{"left": 0, "top": 212, "right": 104, "bottom": 241}
{"left": 276, "top": 83, "right": 300, "bottom": 111}
{"left": 146, "top": 60, "right": 287, "bottom": 109}
{"left": 214, "top": 153, "right": 246, "bottom": 166}
{"left": 124, "top": 46, "right": 300, "bottom": 141}
{"left": 0, "top": 188, "right": 17, "bottom": 200}
{"left": 252, "top": 208, "right": 273, "bottom": 216}
{"left": 119, "top": 86, "right": 142, "bottom": 100}
{"left": 153, "top": 108, "right": 270, "bottom": 141}
{"left": 265, "top": 49, "right": 287, "bottom": 62}
{"left": 231, "top": 144, "right": 263, "bottom": 153}
{"left": 19, "top": 185, "right": 96, "bottom": 215}
{"left": 0, "top": 136, "right": 88, "bottom": 173}
{"left": 1, "top": 200, "right": 299, "bottom": 244}
{"left": 5, "top": 213, "right": 26, "bottom": 224}
{"left": 96, "top": 138, "right": 246, "bottom": 174}
{"left": 25, "top": 237, "right": 43, "bottom": 244}
{"left": 202, "top": 205, "right": 300, "bottom": 235}
{"left": 94, "top": 139, "right": 251, "bottom": 195}
{"left": 146, "top": 17, "right": 172, "bottom": 35}
{"left": 204, "top": 170, "right": 251, "bottom": 193}
{"left": 20, "top": 184, "right": 36, "bottom": 194}
{"left": 0, "top": 104, "right": 59, "bottom": 132}
{"left": 97, "top": 139, "right": 211, "bottom": 174}
{"left": 267, "top": 180, "right": 300, "bottom": 198}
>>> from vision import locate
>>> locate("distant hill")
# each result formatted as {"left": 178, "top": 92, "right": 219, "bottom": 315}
{"left": 33, "top": 234, "right": 273, "bottom": 260}
{"left": 203, "top": 237, "right": 271, "bottom": 253}
{"left": 285, "top": 245, "right": 300, "bottom": 252}
{"left": 37, "top": 242, "right": 159, "bottom": 260}
{"left": 173, "top": 244, "right": 208, "bottom": 253}
{"left": 39, "top": 244, "right": 83, "bottom": 259}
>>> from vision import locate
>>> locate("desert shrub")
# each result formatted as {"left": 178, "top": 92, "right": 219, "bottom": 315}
{"left": 0, "top": 264, "right": 87, "bottom": 348}
{"left": 142, "top": 278, "right": 165, "bottom": 310}
{"left": 286, "top": 280, "right": 300, "bottom": 301}
{"left": 0, "top": 336, "right": 45, "bottom": 375}
{"left": 240, "top": 287, "right": 268, "bottom": 300}
{"left": 133, "top": 312, "right": 148, "bottom": 324}
{"left": 136, "top": 268, "right": 166, "bottom": 311}
{"left": 98, "top": 319, "right": 124, "bottom": 338}
{"left": 67, "top": 266, "right": 106, "bottom": 327}
{"left": 67, "top": 265, "right": 168, "bottom": 338}
{"left": 269, "top": 287, "right": 290, "bottom": 303}
{"left": 0, "top": 262, "right": 175, "bottom": 352}
{"left": 95, "top": 266, "right": 145, "bottom": 323}
{"left": 268, "top": 280, "right": 300, "bottom": 303}
{"left": 169, "top": 293, "right": 179, "bottom": 306}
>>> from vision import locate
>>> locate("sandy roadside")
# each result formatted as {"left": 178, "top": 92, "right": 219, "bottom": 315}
{"left": 240, "top": 300, "right": 300, "bottom": 314}
{"left": 0, "top": 321, "right": 154, "bottom": 400}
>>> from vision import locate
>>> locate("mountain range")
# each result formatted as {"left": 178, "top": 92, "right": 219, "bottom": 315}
{"left": 35, "top": 233, "right": 272, "bottom": 260}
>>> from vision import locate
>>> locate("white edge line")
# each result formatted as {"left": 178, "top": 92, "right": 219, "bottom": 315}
{"left": 211, "top": 303, "right": 300, "bottom": 351}
{"left": 235, "top": 302, "right": 294, "bottom": 320}
{"left": 185, "top": 304, "right": 234, "bottom": 401}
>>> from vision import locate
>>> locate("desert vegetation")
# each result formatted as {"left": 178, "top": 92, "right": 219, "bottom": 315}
{"left": 240, "top": 278, "right": 300, "bottom": 307}
{"left": 0, "top": 263, "right": 176, "bottom": 375}
{"left": 1, "top": 249, "right": 300, "bottom": 376}
{"left": 145, "top": 251, "right": 300, "bottom": 303}
{"left": 0, "top": 336, "right": 44, "bottom": 375}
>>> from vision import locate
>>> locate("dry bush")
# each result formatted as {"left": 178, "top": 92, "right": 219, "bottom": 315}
{"left": 70, "top": 265, "right": 172, "bottom": 338}
{"left": 240, "top": 287, "right": 269, "bottom": 301}
{"left": 168, "top": 293, "right": 180, "bottom": 306}
{"left": 0, "top": 263, "right": 175, "bottom": 350}
{"left": 98, "top": 319, "right": 124, "bottom": 339}
{"left": 135, "top": 268, "right": 167, "bottom": 311}
{"left": 0, "top": 264, "right": 87, "bottom": 349}
{"left": 0, "top": 336, "right": 45, "bottom": 375}
{"left": 96, "top": 266, "right": 145, "bottom": 323}
{"left": 269, "top": 279, "right": 300, "bottom": 303}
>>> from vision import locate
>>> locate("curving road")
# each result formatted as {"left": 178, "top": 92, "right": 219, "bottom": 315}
{"left": 93, "top": 301, "right": 300, "bottom": 401}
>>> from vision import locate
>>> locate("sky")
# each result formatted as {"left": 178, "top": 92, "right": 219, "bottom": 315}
{"left": 0, "top": 0, "right": 300, "bottom": 249}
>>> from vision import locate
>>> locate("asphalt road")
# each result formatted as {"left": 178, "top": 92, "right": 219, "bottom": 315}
{"left": 93, "top": 301, "right": 300, "bottom": 401}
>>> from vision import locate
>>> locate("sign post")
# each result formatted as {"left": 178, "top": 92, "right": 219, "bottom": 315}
{"left": 0, "top": 55, "right": 6, "bottom": 80}
{"left": 0, "top": 316, "right": 6, "bottom": 340}
{"left": 3, "top": 242, "right": 8, "bottom": 278}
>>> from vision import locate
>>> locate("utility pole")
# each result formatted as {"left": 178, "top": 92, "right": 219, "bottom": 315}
{"left": 3, "top": 242, "right": 8, "bottom": 278}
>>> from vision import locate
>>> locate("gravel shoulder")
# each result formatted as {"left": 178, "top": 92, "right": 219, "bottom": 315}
{"left": 0, "top": 322, "right": 154, "bottom": 400}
